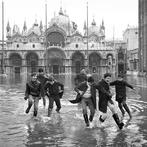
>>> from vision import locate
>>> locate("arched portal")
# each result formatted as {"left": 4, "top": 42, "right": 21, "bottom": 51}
{"left": 9, "top": 53, "right": 22, "bottom": 73}
{"left": 89, "top": 52, "right": 101, "bottom": 73}
{"left": 45, "top": 48, "right": 66, "bottom": 74}
{"left": 47, "top": 32, "right": 65, "bottom": 47}
{"left": 26, "top": 52, "right": 38, "bottom": 73}
{"left": 72, "top": 51, "right": 85, "bottom": 74}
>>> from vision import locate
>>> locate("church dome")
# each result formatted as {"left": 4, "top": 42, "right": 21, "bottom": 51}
{"left": 88, "top": 19, "right": 100, "bottom": 36}
{"left": 27, "top": 20, "right": 41, "bottom": 36}
{"left": 49, "top": 7, "right": 74, "bottom": 35}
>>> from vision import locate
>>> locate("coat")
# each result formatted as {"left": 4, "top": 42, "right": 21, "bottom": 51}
{"left": 110, "top": 80, "right": 133, "bottom": 102}
{"left": 25, "top": 80, "right": 43, "bottom": 98}
{"left": 74, "top": 81, "right": 97, "bottom": 109}
{"left": 96, "top": 79, "right": 112, "bottom": 113}
{"left": 44, "top": 81, "right": 64, "bottom": 98}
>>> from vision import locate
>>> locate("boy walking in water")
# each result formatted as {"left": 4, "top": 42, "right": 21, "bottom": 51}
{"left": 44, "top": 76, "right": 64, "bottom": 117}
{"left": 24, "top": 73, "right": 44, "bottom": 117}
{"left": 96, "top": 73, "right": 124, "bottom": 129}
{"left": 110, "top": 74, "right": 135, "bottom": 119}
{"left": 74, "top": 76, "right": 97, "bottom": 128}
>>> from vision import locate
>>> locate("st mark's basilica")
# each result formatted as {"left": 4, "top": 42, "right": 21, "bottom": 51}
{"left": 4, "top": 7, "right": 117, "bottom": 75}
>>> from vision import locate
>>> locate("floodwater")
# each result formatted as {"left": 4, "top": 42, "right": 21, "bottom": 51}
{"left": 0, "top": 74, "right": 147, "bottom": 147}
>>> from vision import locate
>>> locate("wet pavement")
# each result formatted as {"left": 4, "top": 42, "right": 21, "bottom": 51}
{"left": 0, "top": 74, "right": 147, "bottom": 147}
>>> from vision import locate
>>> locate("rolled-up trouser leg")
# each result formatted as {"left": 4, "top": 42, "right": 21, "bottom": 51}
{"left": 88, "top": 99, "right": 95, "bottom": 122}
{"left": 25, "top": 97, "right": 33, "bottom": 114}
{"left": 48, "top": 96, "right": 54, "bottom": 117}
{"left": 33, "top": 97, "right": 39, "bottom": 117}
{"left": 118, "top": 102, "right": 125, "bottom": 116}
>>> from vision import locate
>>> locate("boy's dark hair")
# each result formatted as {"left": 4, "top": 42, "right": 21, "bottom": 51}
{"left": 118, "top": 74, "right": 124, "bottom": 78}
{"left": 31, "top": 72, "right": 37, "bottom": 77}
{"left": 38, "top": 68, "right": 44, "bottom": 73}
{"left": 87, "top": 76, "right": 94, "bottom": 83}
{"left": 47, "top": 75, "right": 54, "bottom": 82}
{"left": 104, "top": 73, "right": 111, "bottom": 78}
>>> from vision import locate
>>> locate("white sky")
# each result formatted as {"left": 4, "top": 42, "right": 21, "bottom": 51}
{"left": 0, "top": 0, "right": 138, "bottom": 40}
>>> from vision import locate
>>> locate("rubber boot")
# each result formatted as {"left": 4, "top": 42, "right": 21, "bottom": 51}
{"left": 83, "top": 114, "right": 89, "bottom": 127}
{"left": 33, "top": 110, "right": 37, "bottom": 117}
{"left": 48, "top": 108, "right": 52, "bottom": 117}
{"left": 89, "top": 115, "right": 94, "bottom": 122}
{"left": 99, "top": 115, "right": 105, "bottom": 122}
{"left": 112, "top": 113, "right": 124, "bottom": 129}
{"left": 25, "top": 103, "right": 32, "bottom": 114}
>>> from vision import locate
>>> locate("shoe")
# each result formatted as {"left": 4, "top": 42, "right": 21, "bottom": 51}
{"left": 86, "top": 123, "right": 90, "bottom": 128}
{"left": 33, "top": 111, "right": 37, "bottom": 117}
{"left": 118, "top": 122, "right": 124, "bottom": 130}
{"left": 25, "top": 108, "right": 30, "bottom": 114}
{"left": 56, "top": 108, "right": 60, "bottom": 113}
{"left": 56, "top": 109, "right": 60, "bottom": 113}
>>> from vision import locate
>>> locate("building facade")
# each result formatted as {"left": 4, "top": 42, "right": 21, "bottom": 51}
{"left": 139, "top": 0, "right": 147, "bottom": 73}
{"left": 123, "top": 27, "right": 139, "bottom": 71}
{"left": 4, "top": 8, "right": 116, "bottom": 75}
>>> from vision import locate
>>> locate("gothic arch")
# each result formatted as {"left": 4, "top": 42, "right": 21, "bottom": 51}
{"left": 45, "top": 48, "right": 66, "bottom": 74}
{"left": 9, "top": 53, "right": 22, "bottom": 66}
{"left": 71, "top": 51, "right": 85, "bottom": 73}
{"left": 25, "top": 52, "right": 39, "bottom": 73}
{"left": 89, "top": 52, "right": 101, "bottom": 73}
{"left": 9, "top": 53, "right": 22, "bottom": 73}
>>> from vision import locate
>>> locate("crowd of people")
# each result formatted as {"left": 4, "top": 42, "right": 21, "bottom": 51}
{"left": 24, "top": 68, "right": 135, "bottom": 130}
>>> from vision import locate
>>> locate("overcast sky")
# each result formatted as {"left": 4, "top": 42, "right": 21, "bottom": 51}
{"left": 0, "top": 0, "right": 138, "bottom": 40}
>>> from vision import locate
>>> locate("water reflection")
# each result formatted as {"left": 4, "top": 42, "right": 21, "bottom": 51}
{"left": 0, "top": 74, "right": 147, "bottom": 147}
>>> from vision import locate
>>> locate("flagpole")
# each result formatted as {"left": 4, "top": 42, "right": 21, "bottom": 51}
{"left": 45, "top": 0, "right": 47, "bottom": 73}
{"left": 2, "top": 0, "right": 4, "bottom": 74}
{"left": 86, "top": 1, "right": 89, "bottom": 69}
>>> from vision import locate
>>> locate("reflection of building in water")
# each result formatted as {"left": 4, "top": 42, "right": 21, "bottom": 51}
{"left": 5, "top": 7, "right": 118, "bottom": 74}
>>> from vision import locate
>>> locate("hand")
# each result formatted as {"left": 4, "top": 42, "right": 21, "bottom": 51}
{"left": 59, "top": 90, "right": 63, "bottom": 93}
{"left": 78, "top": 90, "right": 83, "bottom": 95}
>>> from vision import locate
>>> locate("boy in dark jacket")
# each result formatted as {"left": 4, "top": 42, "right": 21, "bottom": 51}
{"left": 24, "top": 73, "right": 44, "bottom": 117}
{"left": 69, "top": 69, "right": 88, "bottom": 104}
{"left": 74, "top": 76, "right": 96, "bottom": 128}
{"left": 96, "top": 73, "right": 124, "bottom": 129}
{"left": 44, "top": 76, "right": 64, "bottom": 117}
{"left": 110, "top": 74, "right": 135, "bottom": 119}
{"left": 37, "top": 68, "right": 48, "bottom": 107}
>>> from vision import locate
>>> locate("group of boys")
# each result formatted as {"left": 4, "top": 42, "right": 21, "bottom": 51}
{"left": 24, "top": 68, "right": 64, "bottom": 117}
{"left": 72, "top": 69, "right": 135, "bottom": 129}
{"left": 24, "top": 68, "right": 135, "bottom": 130}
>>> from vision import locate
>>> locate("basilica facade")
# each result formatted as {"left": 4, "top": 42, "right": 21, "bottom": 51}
{"left": 4, "top": 8, "right": 115, "bottom": 75}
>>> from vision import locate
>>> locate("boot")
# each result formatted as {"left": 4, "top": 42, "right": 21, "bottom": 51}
{"left": 33, "top": 110, "right": 37, "bottom": 117}
{"left": 113, "top": 113, "right": 124, "bottom": 129}
{"left": 99, "top": 115, "right": 105, "bottom": 122}
{"left": 25, "top": 103, "right": 32, "bottom": 114}
{"left": 83, "top": 114, "right": 89, "bottom": 127}
{"left": 89, "top": 115, "right": 94, "bottom": 122}
{"left": 48, "top": 108, "right": 52, "bottom": 117}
